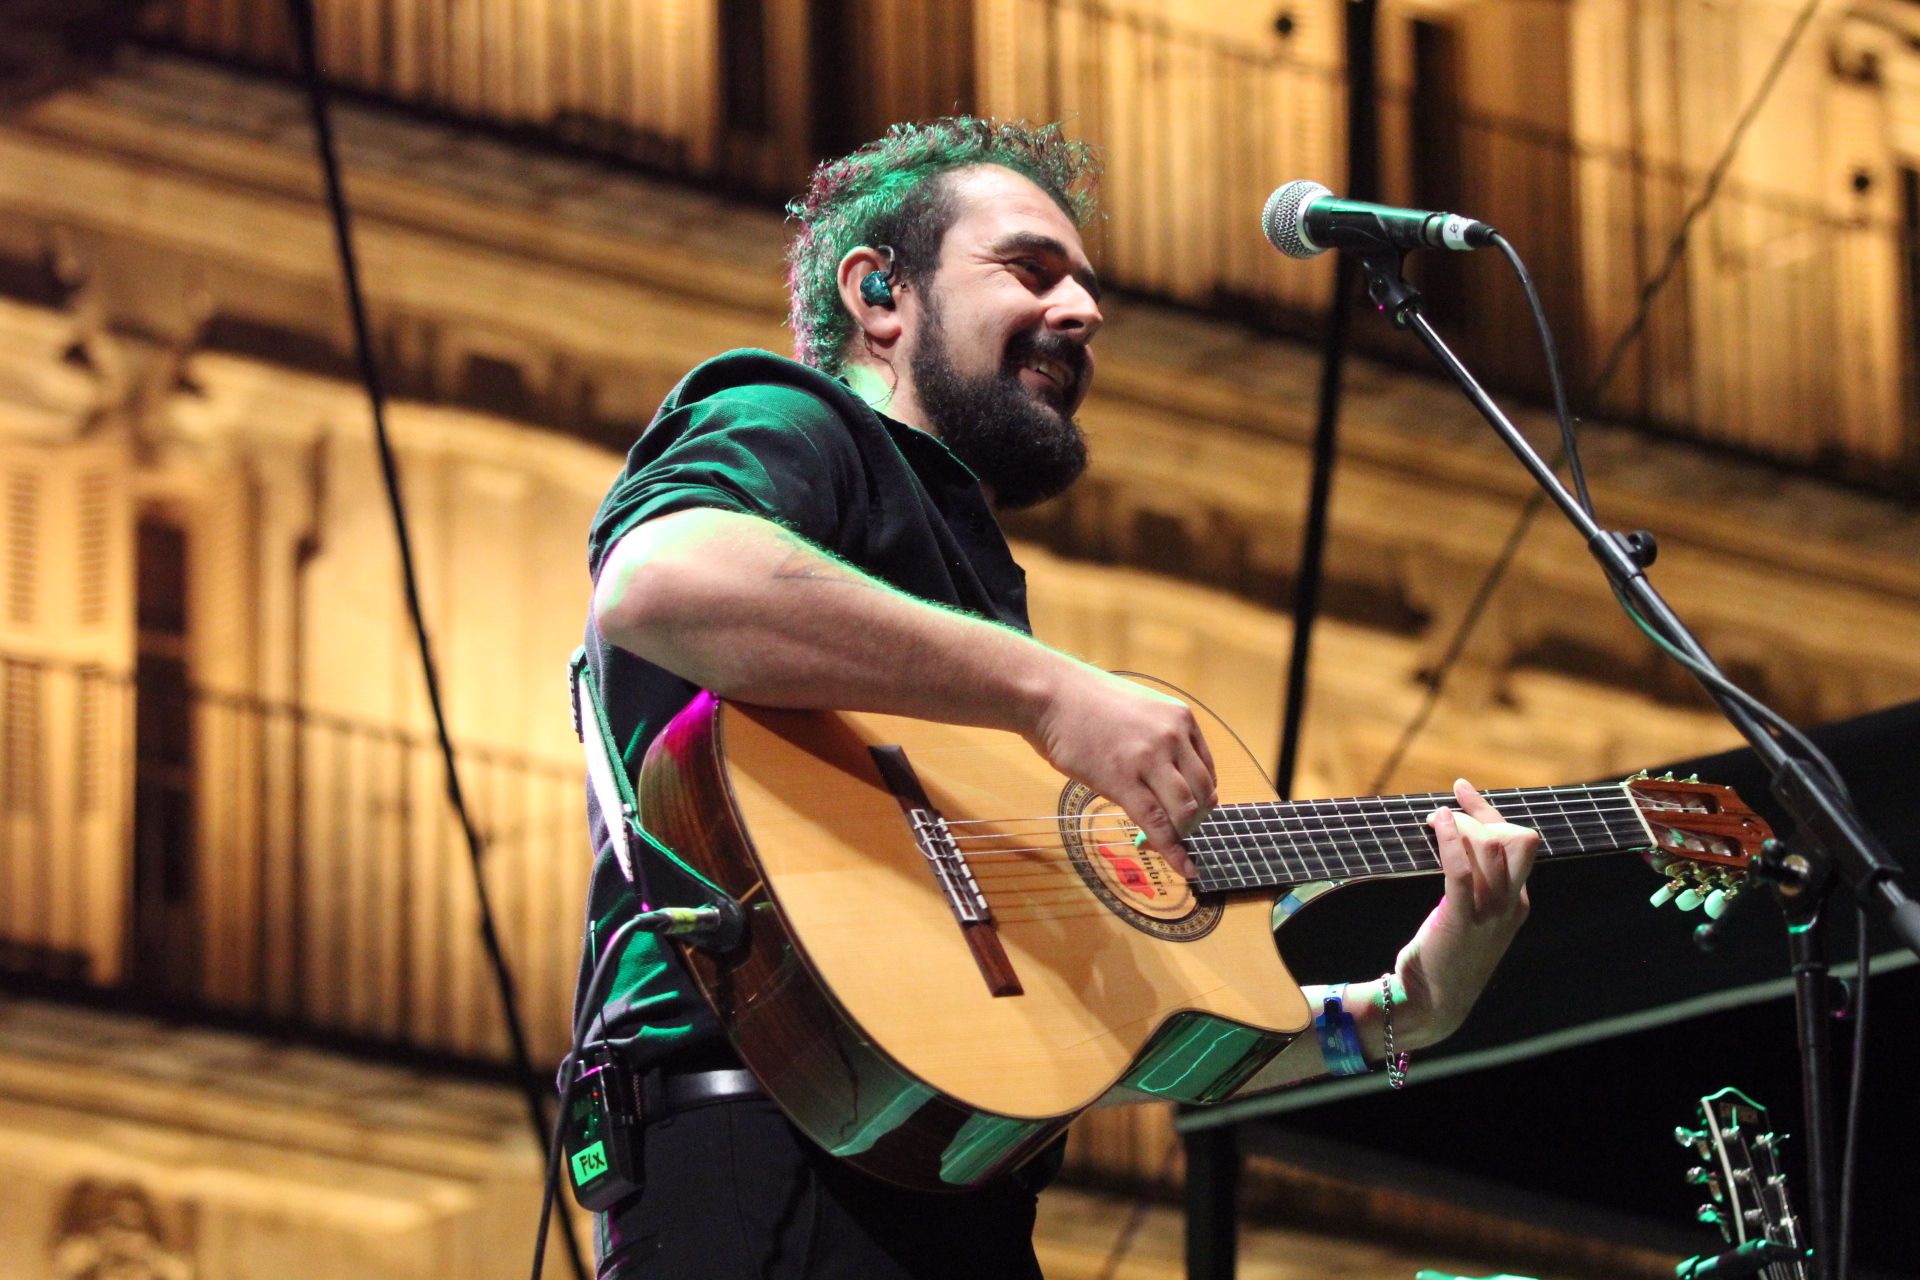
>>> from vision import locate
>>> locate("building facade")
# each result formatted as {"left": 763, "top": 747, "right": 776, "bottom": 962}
{"left": 1, "top": 3, "right": 1917, "bottom": 1275}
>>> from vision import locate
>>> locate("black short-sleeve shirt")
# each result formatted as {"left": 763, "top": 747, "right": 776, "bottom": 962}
{"left": 575, "top": 348, "right": 1031, "bottom": 1069}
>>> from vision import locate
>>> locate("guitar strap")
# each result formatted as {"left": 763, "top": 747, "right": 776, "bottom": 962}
{"left": 568, "top": 647, "right": 743, "bottom": 953}
{"left": 569, "top": 645, "right": 644, "bottom": 888}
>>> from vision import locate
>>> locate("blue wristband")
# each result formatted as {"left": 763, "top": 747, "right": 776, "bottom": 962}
{"left": 1314, "top": 984, "right": 1369, "bottom": 1077}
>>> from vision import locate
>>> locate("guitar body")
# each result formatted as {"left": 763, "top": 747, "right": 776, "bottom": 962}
{"left": 638, "top": 676, "right": 1310, "bottom": 1191}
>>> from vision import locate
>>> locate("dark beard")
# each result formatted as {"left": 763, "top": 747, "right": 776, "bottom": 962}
{"left": 908, "top": 296, "right": 1090, "bottom": 511}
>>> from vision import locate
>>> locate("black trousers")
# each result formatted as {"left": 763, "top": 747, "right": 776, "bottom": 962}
{"left": 594, "top": 1098, "right": 1044, "bottom": 1279}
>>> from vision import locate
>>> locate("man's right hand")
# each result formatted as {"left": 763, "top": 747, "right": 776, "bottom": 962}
{"left": 1026, "top": 665, "right": 1216, "bottom": 879}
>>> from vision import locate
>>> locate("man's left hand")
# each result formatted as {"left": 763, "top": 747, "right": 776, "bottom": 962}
{"left": 1395, "top": 778, "right": 1539, "bottom": 1048}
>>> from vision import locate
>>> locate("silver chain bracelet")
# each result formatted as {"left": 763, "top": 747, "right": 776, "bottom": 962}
{"left": 1379, "top": 972, "right": 1409, "bottom": 1090}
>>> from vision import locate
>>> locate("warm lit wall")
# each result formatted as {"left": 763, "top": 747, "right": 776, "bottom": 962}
{"left": 1, "top": 33, "right": 1918, "bottom": 1250}
{"left": 133, "top": 0, "right": 1920, "bottom": 479}
{"left": 0, "top": 1000, "right": 571, "bottom": 1280}
{"left": 1570, "top": 0, "right": 1911, "bottom": 467}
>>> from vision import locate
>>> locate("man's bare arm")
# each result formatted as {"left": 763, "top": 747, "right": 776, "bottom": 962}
{"left": 1231, "top": 780, "right": 1537, "bottom": 1094}
{"left": 593, "top": 508, "right": 1216, "bottom": 863}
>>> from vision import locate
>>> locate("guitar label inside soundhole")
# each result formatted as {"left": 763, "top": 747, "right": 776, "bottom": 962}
{"left": 1058, "top": 783, "right": 1223, "bottom": 942}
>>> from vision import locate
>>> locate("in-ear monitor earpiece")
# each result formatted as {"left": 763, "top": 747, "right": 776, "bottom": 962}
{"left": 859, "top": 245, "right": 897, "bottom": 308}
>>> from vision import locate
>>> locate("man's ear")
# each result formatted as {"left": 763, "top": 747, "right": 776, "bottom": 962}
{"left": 835, "top": 246, "right": 905, "bottom": 349}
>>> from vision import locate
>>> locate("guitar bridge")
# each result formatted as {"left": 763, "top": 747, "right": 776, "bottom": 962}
{"left": 870, "top": 745, "right": 1023, "bottom": 997}
{"left": 908, "top": 809, "right": 990, "bottom": 923}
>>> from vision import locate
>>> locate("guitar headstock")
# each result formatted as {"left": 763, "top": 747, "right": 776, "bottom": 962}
{"left": 1675, "top": 1088, "right": 1808, "bottom": 1279}
{"left": 1624, "top": 773, "right": 1773, "bottom": 919}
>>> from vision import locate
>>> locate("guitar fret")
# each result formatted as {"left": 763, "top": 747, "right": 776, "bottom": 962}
{"left": 1234, "top": 799, "right": 1264, "bottom": 888}
{"left": 1320, "top": 802, "right": 1367, "bottom": 882}
{"left": 1346, "top": 798, "right": 1393, "bottom": 877}
{"left": 1385, "top": 795, "right": 1423, "bottom": 873}
{"left": 1227, "top": 801, "right": 1258, "bottom": 889}
{"left": 1569, "top": 786, "right": 1601, "bottom": 853}
{"left": 1354, "top": 798, "right": 1406, "bottom": 877}
{"left": 1310, "top": 799, "right": 1358, "bottom": 880}
{"left": 1395, "top": 791, "right": 1438, "bottom": 874}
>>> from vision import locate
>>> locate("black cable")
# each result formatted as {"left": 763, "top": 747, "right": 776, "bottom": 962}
{"left": 1490, "top": 233, "right": 1589, "bottom": 518}
{"left": 1364, "top": 0, "right": 1825, "bottom": 791}
{"left": 530, "top": 905, "right": 728, "bottom": 1280}
{"left": 1611, "top": 592, "right": 1851, "bottom": 796}
{"left": 283, "top": 3, "right": 587, "bottom": 1276}
{"left": 1838, "top": 907, "right": 1868, "bottom": 1280}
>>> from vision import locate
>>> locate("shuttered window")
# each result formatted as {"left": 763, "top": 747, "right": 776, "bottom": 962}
{"left": 6, "top": 470, "right": 38, "bottom": 630}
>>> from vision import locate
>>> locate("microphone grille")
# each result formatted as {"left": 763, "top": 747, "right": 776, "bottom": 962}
{"left": 1261, "top": 180, "right": 1331, "bottom": 260}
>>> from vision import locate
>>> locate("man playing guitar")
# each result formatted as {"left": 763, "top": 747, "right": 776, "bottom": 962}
{"left": 575, "top": 116, "right": 1538, "bottom": 1280}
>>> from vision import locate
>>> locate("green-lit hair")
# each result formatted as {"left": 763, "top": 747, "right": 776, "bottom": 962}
{"left": 785, "top": 117, "right": 1100, "bottom": 374}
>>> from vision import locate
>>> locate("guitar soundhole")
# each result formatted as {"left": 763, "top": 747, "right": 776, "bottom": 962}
{"left": 1057, "top": 782, "right": 1223, "bottom": 942}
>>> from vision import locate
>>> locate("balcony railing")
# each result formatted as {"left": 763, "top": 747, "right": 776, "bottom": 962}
{"left": 133, "top": 0, "right": 1917, "bottom": 487}
{"left": 0, "top": 650, "right": 587, "bottom": 1066}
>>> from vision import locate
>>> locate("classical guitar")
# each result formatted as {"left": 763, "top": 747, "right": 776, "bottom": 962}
{"left": 1677, "top": 1088, "right": 1812, "bottom": 1279}
{"left": 637, "top": 674, "right": 1772, "bottom": 1191}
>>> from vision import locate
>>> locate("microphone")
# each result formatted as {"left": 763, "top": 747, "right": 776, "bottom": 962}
{"left": 1262, "top": 180, "right": 1497, "bottom": 259}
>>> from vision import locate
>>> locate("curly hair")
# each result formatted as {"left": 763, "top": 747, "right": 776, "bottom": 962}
{"left": 785, "top": 117, "right": 1100, "bottom": 374}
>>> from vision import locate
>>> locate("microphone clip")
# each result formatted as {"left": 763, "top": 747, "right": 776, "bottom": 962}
{"left": 1354, "top": 249, "right": 1424, "bottom": 330}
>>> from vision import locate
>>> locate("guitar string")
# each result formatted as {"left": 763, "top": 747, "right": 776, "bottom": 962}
{"left": 955, "top": 829, "right": 1709, "bottom": 890}
{"left": 911, "top": 799, "right": 1712, "bottom": 908}
{"left": 939, "top": 819, "right": 1662, "bottom": 879}
{"left": 936, "top": 794, "right": 1643, "bottom": 836}
{"left": 938, "top": 809, "right": 1645, "bottom": 850}
{"left": 923, "top": 821, "right": 1710, "bottom": 912}
{"left": 959, "top": 856, "right": 1696, "bottom": 913}
{"left": 938, "top": 806, "right": 1650, "bottom": 860}
{"left": 938, "top": 800, "right": 1653, "bottom": 835}
{"left": 941, "top": 815, "right": 1641, "bottom": 856}
{"left": 940, "top": 806, "right": 1645, "bottom": 841}
{"left": 934, "top": 783, "right": 1644, "bottom": 827}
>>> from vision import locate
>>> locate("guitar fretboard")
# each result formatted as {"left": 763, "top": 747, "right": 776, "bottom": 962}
{"left": 1187, "top": 783, "right": 1649, "bottom": 892}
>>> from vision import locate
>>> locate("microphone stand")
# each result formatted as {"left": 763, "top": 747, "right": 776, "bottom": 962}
{"left": 1347, "top": 247, "right": 1920, "bottom": 1280}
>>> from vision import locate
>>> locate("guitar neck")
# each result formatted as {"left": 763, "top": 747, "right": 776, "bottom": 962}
{"left": 1188, "top": 783, "right": 1647, "bottom": 893}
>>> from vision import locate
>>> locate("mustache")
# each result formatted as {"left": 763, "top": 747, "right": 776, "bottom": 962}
{"left": 1003, "top": 331, "right": 1088, "bottom": 397}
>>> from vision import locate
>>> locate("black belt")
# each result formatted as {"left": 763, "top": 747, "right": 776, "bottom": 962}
{"left": 652, "top": 1066, "right": 765, "bottom": 1115}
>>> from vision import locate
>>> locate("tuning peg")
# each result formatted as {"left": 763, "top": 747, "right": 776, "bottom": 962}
{"left": 1704, "top": 889, "right": 1730, "bottom": 918}
{"left": 1660, "top": 771, "right": 1677, "bottom": 781}
{"left": 1696, "top": 1204, "right": 1722, "bottom": 1227}
{"left": 1651, "top": 881, "right": 1680, "bottom": 908}
{"left": 1685, "top": 774, "right": 1700, "bottom": 783}
{"left": 1674, "top": 1126, "right": 1705, "bottom": 1149}
{"left": 1685, "top": 1165, "right": 1712, "bottom": 1184}
{"left": 1676, "top": 887, "right": 1705, "bottom": 911}
{"left": 1629, "top": 769, "right": 1651, "bottom": 781}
